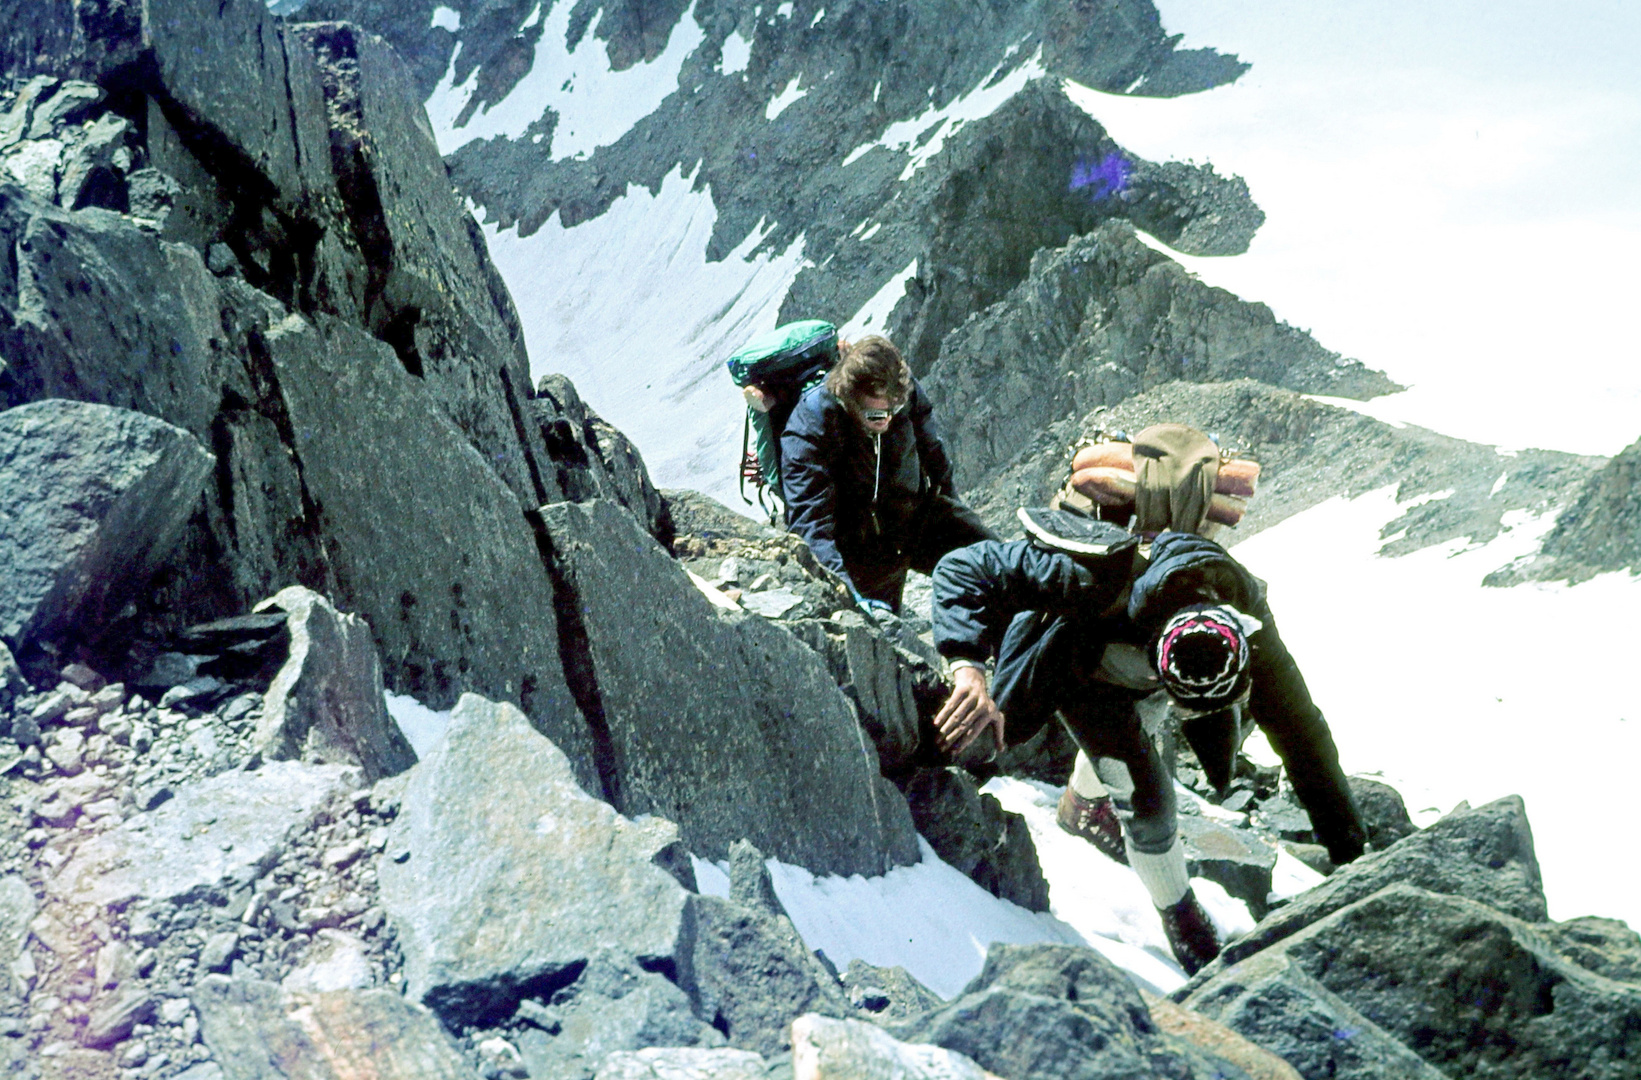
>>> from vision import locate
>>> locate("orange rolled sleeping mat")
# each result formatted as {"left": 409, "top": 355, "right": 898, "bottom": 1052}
{"left": 1069, "top": 442, "right": 1260, "bottom": 527}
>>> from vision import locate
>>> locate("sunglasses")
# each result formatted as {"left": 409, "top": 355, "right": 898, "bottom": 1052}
{"left": 861, "top": 402, "right": 905, "bottom": 423}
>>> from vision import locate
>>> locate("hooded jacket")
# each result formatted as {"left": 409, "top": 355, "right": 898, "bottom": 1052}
{"left": 932, "top": 529, "right": 1367, "bottom": 863}
{"left": 780, "top": 379, "right": 956, "bottom": 592}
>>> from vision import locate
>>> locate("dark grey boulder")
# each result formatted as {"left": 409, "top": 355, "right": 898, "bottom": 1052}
{"left": 531, "top": 373, "right": 672, "bottom": 543}
{"left": 898, "top": 767, "right": 1050, "bottom": 912}
{"left": 537, "top": 497, "right": 920, "bottom": 876}
{"left": 678, "top": 893, "right": 854, "bottom": 1056}
{"left": 1179, "top": 795, "right": 1546, "bottom": 991}
{"left": 514, "top": 953, "right": 724, "bottom": 1080}
{"left": 1191, "top": 884, "right": 1641, "bottom": 1080}
{"left": 891, "top": 943, "right": 1250, "bottom": 1080}
{"left": 51, "top": 760, "right": 357, "bottom": 908}
{"left": 1179, "top": 945, "right": 1451, "bottom": 1080}
{"left": 841, "top": 959, "right": 944, "bottom": 1025}
{"left": 0, "top": 399, "right": 212, "bottom": 658}
{"left": 254, "top": 585, "right": 415, "bottom": 782}
{"left": 1178, "top": 814, "right": 1278, "bottom": 919}
{"left": 80, "top": 0, "right": 335, "bottom": 217}
{"left": 378, "top": 694, "right": 691, "bottom": 1027}
{"left": 261, "top": 314, "right": 588, "bottom": 772}
{"left": 0, "top": 185, "right": 244, "bottom": 433}
{"left": 193, "top": 975, "right": 477, "bottom": 1079}
{"left": 1542, "top": 916, "right": 1641, "bottom": 985}
{"left": 1347, "top": 776, "right": 1416, "bottom": 851}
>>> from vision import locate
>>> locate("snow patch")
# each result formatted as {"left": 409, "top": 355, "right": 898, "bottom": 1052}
{"left": 766, "top": 75, "right": 808, "bottom": 121}
{"left": 1229, "top": 484, "right": 1641, "bottom": 930}
{"left": 720, "top": 30, "right": 752, "bottom": 76}
{"left": 839, "top": 259, "right": 916, "bottom": 340}
{"left": 810, "top": 8, "right": 826, "bottom": 28}
{"left": 475, "top": 165, "right": 806, "bottom": 505}
{"left": 429, "top": 5, "right": 460, "bottom": 32}
{"left": 1304, "top": 393, "right": 1411, "bottom": 431}
{"left": 425, "top": 0, "right": 706, "bottom": 159}
{"left": 383, "top": 692, "right": 451, "bottom": 759}
{"left": 984, "top": 777, "right": 1253, "bottom": 994}
{"left": 838, "top": 50, "right": 1046, "bottom": 181}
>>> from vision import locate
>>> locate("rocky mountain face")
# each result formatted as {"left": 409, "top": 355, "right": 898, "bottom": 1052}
{"left": 1488, "top": 434, "right": 1641, "bottom": 585}
{"left": 298, "top": 0, "right": 1263, "bottom": 374}
{"left": 0, "top": 0, "right": 920, "bottom": 883}
{"left": 3, "top": 1, "right": 1639, "bottom": 1079}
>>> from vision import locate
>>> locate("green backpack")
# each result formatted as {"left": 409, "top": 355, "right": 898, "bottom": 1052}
{"left": 725, "top": 320, "right": 838, "bottom": 519}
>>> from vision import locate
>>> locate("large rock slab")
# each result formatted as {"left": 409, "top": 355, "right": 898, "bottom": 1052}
{"left": 52, "top": 761, "right": 356, "bottom": 908}
{"left": 80, "top": 0, "right": 334, "bottom": 215}
{"left": 1188, "top": 884, "right": 1641, "bottom": 1080}
{"left": 262, "top": 314, "right": 589, "bottom": 774}
{"left": 1178, "top": 945, "right": 1451, "bottom": 1080}
{"left": 378, "top": 694, "right": 691, "bottom": 1026}
{"left": 1181, "top": 796, "right": 1545, "bottom": 990}
{"left": 538, "top": 498, "right": 919, "bottom": 876}
{"left": 678, "top": 894, "right": 854, "bottom": 1056}
{"left": 892, "top": 944, "right": 1251, "bottom": 1080}
{"left": 288, "top": 21, "right": 547, "bottom": 508}
{"left": 193, "top": 976, "right": 477, "bottom": 1080}
{"left": 792, "top": 1014, "right": 997, "bottom": 1080}
{"left": 255, "top": 585, "right": 415, "bottom": 782}
{"left": 0, "top": 399, "right": 211, "bottom": 656}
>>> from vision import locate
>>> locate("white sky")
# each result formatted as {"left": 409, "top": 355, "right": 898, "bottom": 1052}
{"left": 1072, "top": 0, "right": 1641, "bottom": 456}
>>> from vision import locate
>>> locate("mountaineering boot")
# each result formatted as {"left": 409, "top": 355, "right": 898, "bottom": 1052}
{"left": 1126, "top": 834, "right": 1220, "bottom": 974}
{"left": 1056, "top": 786, "right": 1129, "bottom": 864}
{"left": 1157, "top": 889, "right": 1221, "bottom": 975}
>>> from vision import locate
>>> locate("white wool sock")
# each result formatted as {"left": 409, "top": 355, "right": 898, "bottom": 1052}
{"left": 1069, "top": 751, "right": 1108, "bottom": 799}
{"left": 1127, "top": 836, "right": 1190, "bottom": 909}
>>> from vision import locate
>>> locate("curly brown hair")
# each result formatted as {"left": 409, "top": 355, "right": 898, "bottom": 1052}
{"left": 825, "top": 335, "right": 911, "bottom": 409}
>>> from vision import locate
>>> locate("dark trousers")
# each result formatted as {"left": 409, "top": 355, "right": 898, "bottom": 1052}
{"left": 1057, "top": 685, "right": 1177, "bottom": 853}
{"left": 849, "top": 494, "right": 996, "bottom": 611}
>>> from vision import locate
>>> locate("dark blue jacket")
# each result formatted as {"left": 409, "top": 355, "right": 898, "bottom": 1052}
{"left": 780, "top": 379, "right": 956, "bottom": 592}
{"left": 932, "top": 529, "right": 1367, "bottom": 863}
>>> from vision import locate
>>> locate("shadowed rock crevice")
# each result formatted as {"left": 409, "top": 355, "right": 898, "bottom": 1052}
{"left": 526, "top": 508, "right": 624, "bottom": 806}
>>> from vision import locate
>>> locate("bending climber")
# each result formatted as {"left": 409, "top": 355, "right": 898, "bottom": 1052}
{"left": 1051, "top": 424, "right": 1369, "bottom": 873}
{"left": 928, "top": 496, "right": 1366, "bottom": 973}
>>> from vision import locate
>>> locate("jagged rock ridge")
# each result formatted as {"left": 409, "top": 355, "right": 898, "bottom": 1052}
{"left": 300, "top": 0, "right": 1266, "bottom": 375}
